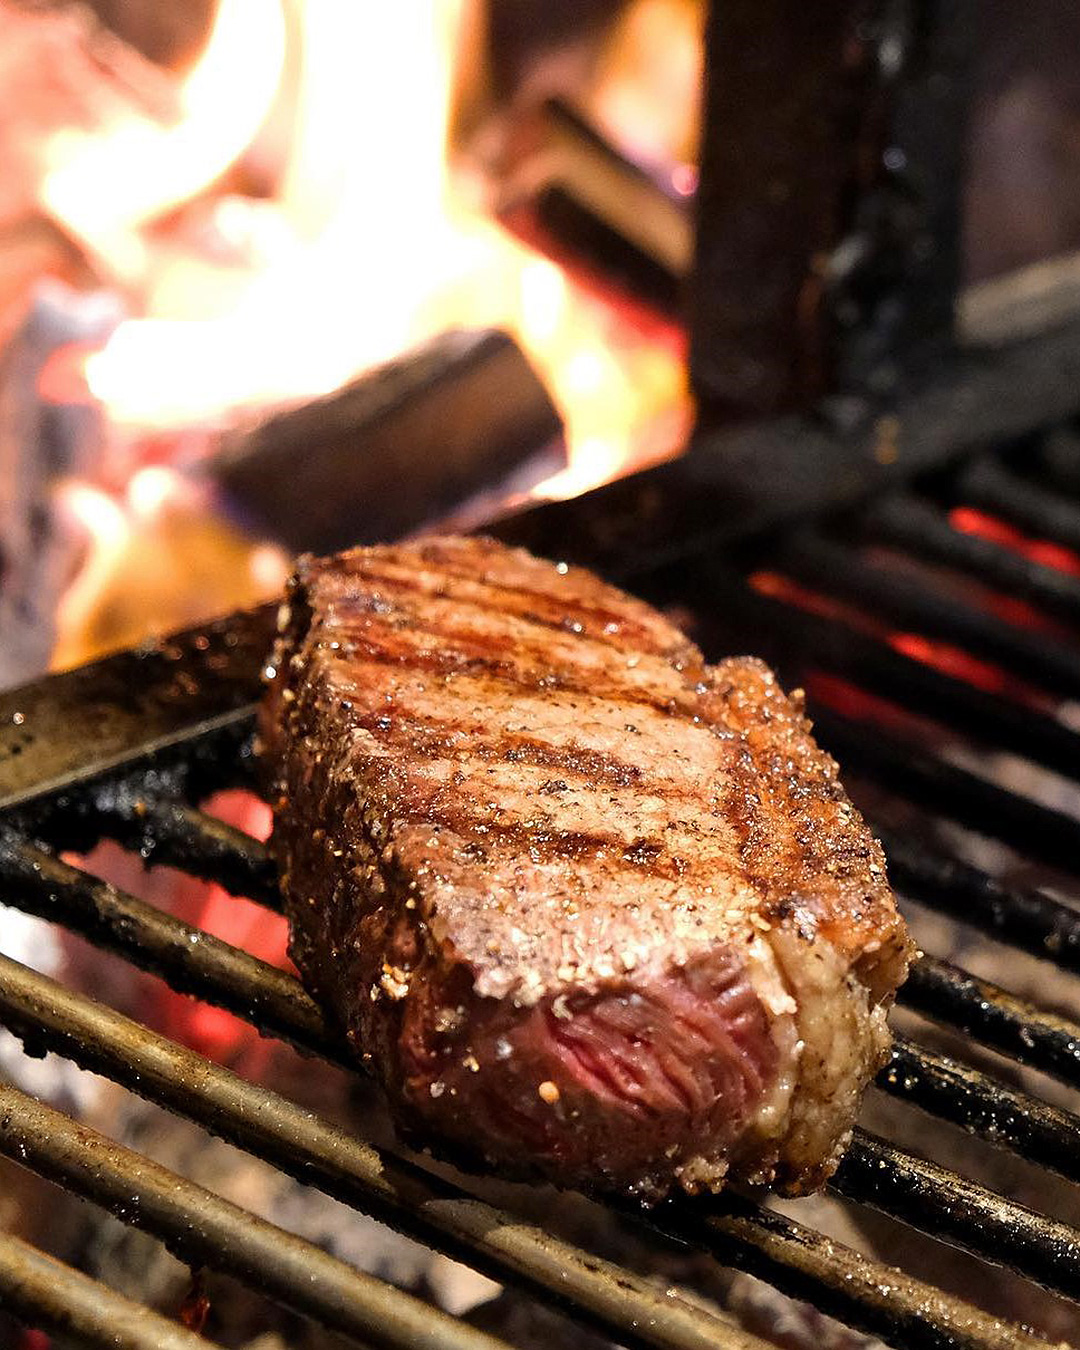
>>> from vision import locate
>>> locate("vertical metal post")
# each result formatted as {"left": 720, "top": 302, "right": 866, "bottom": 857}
{"left": 690, "top": 0, "right": 972, "bottom": 420}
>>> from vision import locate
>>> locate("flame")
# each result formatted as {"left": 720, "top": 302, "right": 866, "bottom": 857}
{"left": 44, "top": 0, "right": 692, "bottom": 671}
{"left": 52, "top": 481, "right": 131, "bottom": 649}
{"left": 78, "top": 1, "right": 688, "bottom": 472}
{"left": 83, "top": 0, "right": 481, "bottom": 420}
{"left": 50, "top": 471, "right": 290, "bottom": 669}
{"left": 41, "top": 0, "right": 287, "bottom": 283}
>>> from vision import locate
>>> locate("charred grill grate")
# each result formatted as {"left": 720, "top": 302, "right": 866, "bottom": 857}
{"left": 3, "top": 436, "right": 1080, "bottom": 1349}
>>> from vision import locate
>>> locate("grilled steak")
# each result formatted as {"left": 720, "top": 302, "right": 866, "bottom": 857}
{"left": 260, "top": 536, "right": 910, "bottom": 1199}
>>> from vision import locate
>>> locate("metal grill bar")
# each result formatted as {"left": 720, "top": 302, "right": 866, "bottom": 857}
{"left": 685, "top": 559, "right": 1080, "bottom": 876}
{"left": 495, "top": 304, "right": 1080, "bottom": 583}
{"left": 86, "top": 789, "right": 277, "bottom": 902}
{"left": 810, "top": 707, "right": 1080, "bottom": 876}
{"left": 0, "top": 1231, "right": 213, "bottom": 1350}
{"left": 955, "top": 457, "right": 1080, "bottom": 560}
{"left": 876, "top": 828, "right": 1080, "bottom": 973}
{"left": 0, "top": 827, "right": 338, "bottom": 1061}
{"left": 712, "top": 574, "right": 1080, "bottom": 778}
{"left": 0, "top": 971, "right": 1048, "bottom": 1350}
{"left": 860, "top": 494, "right": 1080, "bottom": 622}
{"left": 0, "top": 1083, "right": 516, "bottom": 1350}
{"left": 774, "top": 529, "right": 1080, "bottom": 696}
{"left": 904, "top": 954, "right": 1080, "bottom": 1088}
{"left": 0, "top": 952, "right": 765, "bottom": 1350}
{"left": 4, "top": 829, "right": 1077, "bottom": 1317}
{"left": 644, "top": 1194, "right": 1059, "bottom": 1350}
{"left": 0, "top": 607, "right": 272, "bottom": 812}
{"left": 834, "top": 1131, "right": 1080, "bottom": 1303}
{"left": 881, "top": 1037, "right": 1080, "bottom": 1186}
{"left": 21, "top": 774, "right": 275, "bottom": 906}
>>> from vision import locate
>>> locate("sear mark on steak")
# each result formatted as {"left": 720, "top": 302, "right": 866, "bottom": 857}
{"left": 260, "top": 536, "right": 911, "bottom": 1200}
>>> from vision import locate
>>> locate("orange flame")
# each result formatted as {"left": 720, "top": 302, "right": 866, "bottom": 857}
{"left": 41, "top": 0, "right": 287, "bottom": 283}
{"left": 46, "top": 0, "right": 693, "bottom": 670}
{"left": 77, "top": 1, "right": 688, "bottom": 480}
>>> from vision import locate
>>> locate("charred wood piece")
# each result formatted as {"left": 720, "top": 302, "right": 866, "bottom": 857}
{"left": 209, "top": 329, "right": 565, "bottom": 557}
{"left": 496, "top": 99, "right": 691, "bottom": 319}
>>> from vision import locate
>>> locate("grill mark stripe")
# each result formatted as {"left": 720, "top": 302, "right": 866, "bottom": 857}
{"left": 337, "top": 712, "right": 734, "bottom": 847}
{"left": 342, "top": 708, "right": 652, "bottom": 790}
{"left": 354, "top": 784, "right": 688, "bottom": 879}
{"left": 341, "top": 586, "right": 642, "bottom": 659}
{"left": 331, "top": 728, "right": 707, "bottom": 882}
{"left": 325, "top": 598, "right": 661, "bottom": 672}
{"left": 328, "top": 557, "right": 679, "bottom": 656}
{"left": 323, "top": 632, "right": 704, "bottom": 723}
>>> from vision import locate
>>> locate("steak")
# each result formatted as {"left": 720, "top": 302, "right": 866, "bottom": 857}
{"left": 260, "top": 536, "right": 911, "bottom": 1199}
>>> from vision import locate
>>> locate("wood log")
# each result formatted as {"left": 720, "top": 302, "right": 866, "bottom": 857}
{"left": 209, "top": 329, "right": 566, "bottom": 556}
{"left": 495, "top": 98, "right": 690, "bottom": 319}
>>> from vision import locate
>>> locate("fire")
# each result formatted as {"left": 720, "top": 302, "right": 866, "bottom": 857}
{"left": 40, "top": 0, "right": 288, "bottom": 285}
{"left": 83, "top": 0, "right": 472, "bottom": 417}
{"left": 76, "top": 0, "right": 688, "bottom": 458}
{"left": 17, "top": 0, "right": 692, "bottom": 669}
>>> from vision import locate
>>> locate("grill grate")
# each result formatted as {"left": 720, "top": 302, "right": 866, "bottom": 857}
{"left": 4, "top": 438, "right": 1080, "bottom": 1348}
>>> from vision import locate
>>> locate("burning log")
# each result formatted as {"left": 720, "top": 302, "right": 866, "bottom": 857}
{"left": 495, "top": 98, "right": 691, "bottom": 319}
{"left": 209, "top": 329, "right": 565, "bottom": 556}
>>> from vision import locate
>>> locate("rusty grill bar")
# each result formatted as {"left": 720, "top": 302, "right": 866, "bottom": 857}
{"left": 0, "top": 1231, "right": 211, "bottom": 1350}
{"left": 0, "top": 428, "right": 1079, "bottom": 1348}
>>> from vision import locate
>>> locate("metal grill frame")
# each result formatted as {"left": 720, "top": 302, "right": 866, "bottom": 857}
{"left": 4, "top": 437, "right": 1080, "bottom": 1348}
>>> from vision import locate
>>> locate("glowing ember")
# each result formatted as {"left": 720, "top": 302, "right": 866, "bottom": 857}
{"left": 750, "top": 570, "right": 1053, "bottom": 709}
{"left": 749, "top": 570, "right": 879, "bottom": 636}
{"left": 950, "top": 506, "right": 1080, "bottom": 578}
{"left": 887, "top": 632, "right": 1046, "bottom": 705}
{"left": 807, "top": 671, "right": 923, "bottom": 734}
